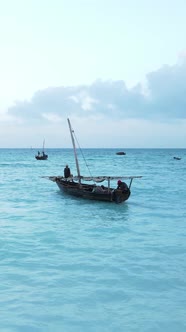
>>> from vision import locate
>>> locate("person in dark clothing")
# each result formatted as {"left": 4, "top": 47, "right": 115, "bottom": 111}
{"left": 64, "top": 165, "right": 71, "bottom": 178}
{"left": 112, "top": 180, "right": 129, "bottom": 203}
{"left": 117, "top": 180, "right": 128, "bottom": 192}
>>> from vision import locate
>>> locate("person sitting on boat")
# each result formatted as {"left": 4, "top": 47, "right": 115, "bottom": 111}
{"left": 64, "top": 165, "right": 71, "bottom": 179}
{"left": 117, "top": 180, "right": 128, "bottom": 192}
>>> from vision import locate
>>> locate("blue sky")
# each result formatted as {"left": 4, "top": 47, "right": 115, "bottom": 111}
{"left": 0, "top": 0, "right": 186, "bottom": 147}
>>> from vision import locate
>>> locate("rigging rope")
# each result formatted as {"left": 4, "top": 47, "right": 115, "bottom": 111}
{"left": 73, "top": 130, "right": 95, "bottom": 183}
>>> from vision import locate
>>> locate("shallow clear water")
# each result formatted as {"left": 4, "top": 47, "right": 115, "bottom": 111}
{"left": 0, "top": 148, "right": 186, "bottom": 331}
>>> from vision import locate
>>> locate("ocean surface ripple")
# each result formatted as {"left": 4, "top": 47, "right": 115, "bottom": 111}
{"left": 0, "top": 148, "right": 186, "bottom": 331}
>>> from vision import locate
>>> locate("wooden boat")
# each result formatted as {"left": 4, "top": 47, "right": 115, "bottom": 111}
{"left": 173, "top": 157, "right": 181, "bottom": 160}
{"left": 35, "top": 153, "right": 48, "bottom": 160}
{"left": 116, "top": 151, "right": 126, "bottom": 155}
{"left": 35, "top": 139, "right": 48, "bottom": 160}
{"left": 45, "top": 119, "right": 142, "bottom": 203}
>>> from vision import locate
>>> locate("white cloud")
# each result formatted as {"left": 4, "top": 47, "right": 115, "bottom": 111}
{"left": 42, "top": 113, "right": 63, "bottom": 123}
{"left": 1, "top": 61, "right": 186, "bottom": 147}
{"left": 81, "top": 96, "right": 98, "bottom": 111}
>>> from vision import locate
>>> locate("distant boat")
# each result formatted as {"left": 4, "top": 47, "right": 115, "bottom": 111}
{"left": 173, "top": 157, "right": 181, "bottom": 160}
{"left": 44, "top": 119, "right": 142, "bottom": 203}
{"left": 35, "top": 139, "right": 48, "bottom": 160}
{"left": 116, "top": 151, "right": 126, "bottom": 155}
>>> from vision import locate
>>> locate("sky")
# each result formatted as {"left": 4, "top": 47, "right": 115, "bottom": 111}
{"left": 0, "top": 0, "right": 186, "bottom": 148}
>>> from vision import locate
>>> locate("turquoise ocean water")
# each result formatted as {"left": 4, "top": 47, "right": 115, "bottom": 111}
{"left": 0, "top": 148, "right": 186, "bottom": 332}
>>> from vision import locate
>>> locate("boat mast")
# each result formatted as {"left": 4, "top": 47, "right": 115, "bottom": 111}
{"left": 67, "top": 118, "right": 81, "bottom": 180}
